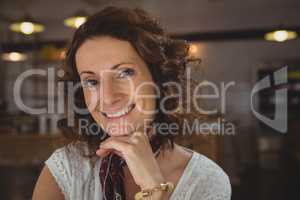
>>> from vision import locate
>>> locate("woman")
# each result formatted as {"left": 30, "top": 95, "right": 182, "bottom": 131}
{"left": 33, "top": 6, "right": 231, "bottom": 200}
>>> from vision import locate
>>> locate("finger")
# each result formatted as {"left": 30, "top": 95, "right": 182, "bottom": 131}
{"left": 131, "top": 129, "right": 149, "bottom": 143}
{"left": 100, "top": 135, "right": 132, "bottom": 145}
{"left": 96, "top": 148, "right": 112, "bottom": 157}
{"left": 137, "top": 123, "right": 155, "bottom": 139}
{"left": 135, "top": 124, "right": 146, "bottom": 135}
{"left": 96, "top": 148, "right": 124, "bottom": 158}
{"left": 98, "top": 136, "right": 133, "bottom": 158}
{"left": 109, "top": 133, "right": 143, "bottom": 146}
{"left": 100, "top": 138, "right": 132, "bottom": 156}
{"left": 136, "top": 122, "right": 155, "bottom": 137}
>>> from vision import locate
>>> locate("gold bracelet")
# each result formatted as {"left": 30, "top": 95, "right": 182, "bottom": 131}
{"left": 135, "top": 182, "right": 174, "bottom": 200}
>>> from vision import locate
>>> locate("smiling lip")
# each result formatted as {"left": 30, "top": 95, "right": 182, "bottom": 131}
{"left": 101, "top": 104, "right": 135, "bottom": 120}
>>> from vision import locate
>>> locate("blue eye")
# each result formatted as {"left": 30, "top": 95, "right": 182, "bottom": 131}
{"left": 82, "top": 79, "right": 99, "bottom": 88}
{"left": 118, "top": 68, "right": 135, "bottom": 78}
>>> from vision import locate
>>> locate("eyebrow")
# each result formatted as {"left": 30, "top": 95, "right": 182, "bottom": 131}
{"left": 79, "top": 62, "right": 133, "bottom": 76}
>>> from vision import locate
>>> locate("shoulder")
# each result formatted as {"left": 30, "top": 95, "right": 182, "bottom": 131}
{"left": 44, "top": 142, "right": 94, "bottom": 199}
{"left": 189, "top": 152, "right": 232, "bottom": 200}
{"left": 45, "top": 143, "right": 84, "bottom": 177}
{"left": 46, "top": 142, "right": 92, "bottom": 167}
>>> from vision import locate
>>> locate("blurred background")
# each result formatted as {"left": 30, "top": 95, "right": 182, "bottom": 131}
{"left": 0, "top": 0, "right": 299, "bottom": 199}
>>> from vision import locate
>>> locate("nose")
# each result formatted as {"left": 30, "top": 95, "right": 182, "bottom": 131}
{"left": 100, "top": 78, "right": 123, "bottom": 107}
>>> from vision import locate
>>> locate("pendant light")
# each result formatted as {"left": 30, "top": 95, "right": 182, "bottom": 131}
{"left": 1, "top": 52, "right": 27, "bottom": 62}
{"left": 10, "top": 15, "right": 45, "bottom": 35}
{"left": 265, "top": 29, "right": 298, "bottom": 42}
{"left": 64, "top": 10, "right": 87, "bottom": 29}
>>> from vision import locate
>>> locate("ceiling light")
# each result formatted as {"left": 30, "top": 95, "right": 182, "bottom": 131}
{"left": 264, "top": 30, "right": 298, "bottom": 42}
{"left": 10, "top": 16, "right": 45, "bottom": 35}
{"left": 64, "top": 10, "right": 87, "bottom": 29}
{"left": 2, "top": 52, "right": 27, "bottom": 62}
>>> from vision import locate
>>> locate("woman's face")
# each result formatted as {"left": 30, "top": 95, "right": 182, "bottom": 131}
{"left": 75, "top": 36, "right": 157, "bottom": 137}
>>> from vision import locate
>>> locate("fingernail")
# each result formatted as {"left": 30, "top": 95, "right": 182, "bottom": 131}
{"left": 96, "top": 149, "right": 102, "bottom": 155}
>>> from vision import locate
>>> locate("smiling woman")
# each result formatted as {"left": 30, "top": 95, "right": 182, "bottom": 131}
{"left": 32, "top": 6, "right": 231, "bottom": 200}
{"left": 75, "top": 37, "right": 159, "bottom": 137}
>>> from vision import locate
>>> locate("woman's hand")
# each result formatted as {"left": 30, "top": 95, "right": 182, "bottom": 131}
{"left": 96, "top": 128, "right": 166, "bottom": 190}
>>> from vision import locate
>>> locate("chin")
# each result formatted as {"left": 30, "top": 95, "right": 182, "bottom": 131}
{"left": 106, "top": 127, "right": 133, "bottom": 137}
{"left": 100, "top": 118, "right": 138, "bottom": 137}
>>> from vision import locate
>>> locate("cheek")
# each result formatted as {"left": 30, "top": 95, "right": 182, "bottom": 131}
{"left": 83, "top": 89, "right": 99, "bottom": 112}
{"left": 135, "top": 85, "right": 157, "bottom": 114}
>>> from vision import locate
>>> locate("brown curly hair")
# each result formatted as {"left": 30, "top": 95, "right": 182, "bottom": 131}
{"left": 59, "top": 6, "right": 204, "bottom": 157}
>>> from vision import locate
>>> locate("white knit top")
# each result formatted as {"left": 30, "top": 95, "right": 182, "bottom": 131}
{"left": 45, "top": 143, "right": 231, "bottom": 200}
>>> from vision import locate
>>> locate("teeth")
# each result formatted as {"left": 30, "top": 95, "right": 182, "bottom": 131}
{"left": 105, "top": 104, "right": 133, "bottom": 118}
